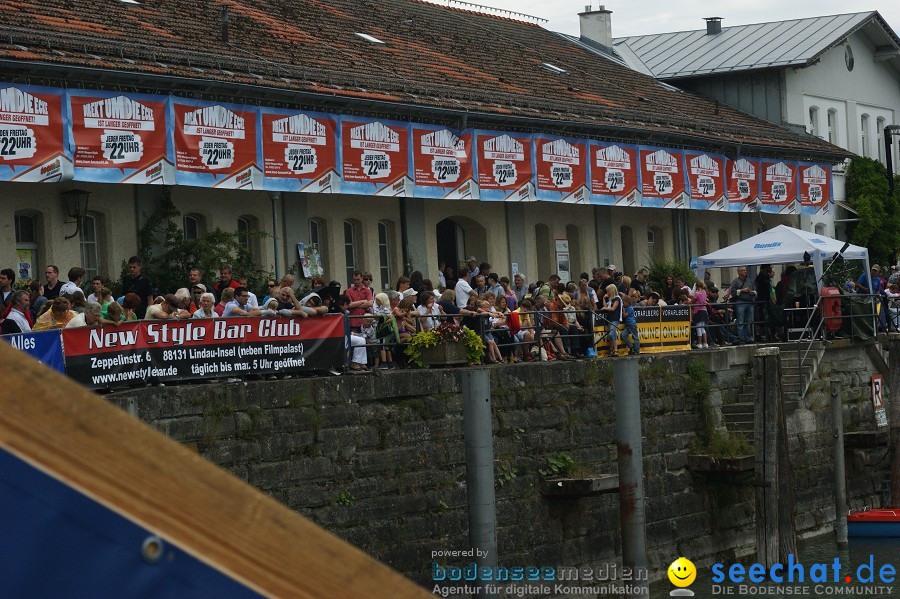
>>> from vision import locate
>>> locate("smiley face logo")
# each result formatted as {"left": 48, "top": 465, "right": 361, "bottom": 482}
{"left": 668, "top": 557, "right": 696, "bottom": 587}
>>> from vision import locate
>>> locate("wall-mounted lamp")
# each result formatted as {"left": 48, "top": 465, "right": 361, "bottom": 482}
{"left": 62, "top": 189, "right": 90, "bottom": 240}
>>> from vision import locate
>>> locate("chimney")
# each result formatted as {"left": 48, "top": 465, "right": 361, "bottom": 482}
{"left": 579, "top": 5, "right": 613, "bottom": 50}
{"left": 221, "top": 5, "right": 230, "bottom": 44}
{"left": 704, "top": 17, "right": 722, "bottom": 35}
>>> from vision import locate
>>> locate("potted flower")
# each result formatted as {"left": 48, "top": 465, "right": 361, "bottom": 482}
{"left": 405, "top": 321, "right": 485, "bottom": 367}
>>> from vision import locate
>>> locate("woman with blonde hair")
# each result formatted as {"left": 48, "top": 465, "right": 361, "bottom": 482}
{"left": 599, "top": 284, "right": 622, "bottom": 357}
{"left": 373, "top": 292, "right": 395, "bottom": 369}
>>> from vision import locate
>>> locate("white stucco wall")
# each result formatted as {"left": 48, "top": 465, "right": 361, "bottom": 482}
{"left": 787, "top": 30, "right": 900, "bottom": 240}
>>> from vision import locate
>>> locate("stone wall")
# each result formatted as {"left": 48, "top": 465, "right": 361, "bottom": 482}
{"left": 107, "top": 343, "right": 889, "bottom": 589}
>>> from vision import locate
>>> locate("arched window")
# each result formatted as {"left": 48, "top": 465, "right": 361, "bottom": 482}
{"left": 80, "top": 213, "right": 100, "bottom": 280}
{"left": 534, "top": 224, "right": 551, "bottom": 280}
{"left": 14, "top": 212, "right": 39, "bottom": 280}
{"left": 378, "top": 220, "right": 393, "bottom": 289}
{"left": 647, "top": 227, "right": 664, "bottom": 259}
{"left": 565, "top": 224, "right": 582, "bottom": 279}
{"left": 695, "top": 228, "right": 708, "bottom": 256}
{"left": 308, "top": 218, "right": 327, "bottom": 273}
{"left": 344, "top": 219, "right": 361, "bottom": 286}
{"left": 183, "top": 214, "right": 204, "bottom": 241}
{"left": 827, "top": 109, "right": 838, "bottom": 145}
{"left": 620, "top": 225, "right": 635, "bottom": 276}
{"left": 237, "top": 216, "right": 251, "bottom": 251}
{"left": 860, "top": 114, "right": 870, "bottom": 158}
{"left": 808, "top": 107, "right": 819, "bottom": 137}
{"left": 876, "top": 117, "right": 885, "bottom": 163}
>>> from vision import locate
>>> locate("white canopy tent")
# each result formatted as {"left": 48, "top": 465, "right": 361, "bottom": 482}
{"left": 693, "top": 225, "right": 871, "bottom": 291}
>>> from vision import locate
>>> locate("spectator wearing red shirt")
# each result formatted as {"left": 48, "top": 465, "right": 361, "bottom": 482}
{"left": 212, "top": 264, "right": 241, "bottom": 302}
{"left": 346, "top": 271, "right": 374, "bottom": 332}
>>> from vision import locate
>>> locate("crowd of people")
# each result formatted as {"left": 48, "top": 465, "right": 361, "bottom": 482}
{"left": 2, "top": 255, "right": 897, "bottom": 373}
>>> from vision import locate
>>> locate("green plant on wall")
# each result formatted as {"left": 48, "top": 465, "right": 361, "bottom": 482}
{"left": 335, "top": 490, "right": 356, "bottom": 506}
{"left": 405, "top": 323, "right": 485, "bottom": 368}
{"left": 538, "top": 452, "right": 575, "bottom": 477}
{"left": 495, "top": 462, "right": 517, "bottom": 488}
{"left": 129, "top": 190, "right": 270, "bottom": 295}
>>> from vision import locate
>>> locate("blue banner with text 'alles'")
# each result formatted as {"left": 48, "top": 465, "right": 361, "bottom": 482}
{"left": 2, "top": 329, "right": 65, "bottom": 374}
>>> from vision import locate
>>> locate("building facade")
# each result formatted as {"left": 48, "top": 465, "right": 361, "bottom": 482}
{"left": 0, "top": 1, "right": 847, "bottom": 292}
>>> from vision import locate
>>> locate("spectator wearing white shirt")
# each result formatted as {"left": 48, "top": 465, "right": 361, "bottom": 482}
{"left": 455, "top": 270, "right": 476, "bottom": 309}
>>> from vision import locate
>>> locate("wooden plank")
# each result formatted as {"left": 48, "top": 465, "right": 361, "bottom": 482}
{"left": 0, "top": 341, "right": 429, "bottom": 599}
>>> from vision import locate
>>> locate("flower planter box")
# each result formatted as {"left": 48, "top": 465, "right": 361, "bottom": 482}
{"left": 420, "top": 341, "right": 468, "bottom": 366}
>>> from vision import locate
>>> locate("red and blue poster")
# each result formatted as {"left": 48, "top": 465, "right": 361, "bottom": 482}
{"left": 341, "top": 117, "right": 410, "bottom": 196}
{"left": 759, "top": 160, "right": 797, "bottom": 214}
{"left": 726, "top": 157, "right": 761, "bottom": 212}
{"left": 535, "top": 135, "right": 588, "bottom": 203}
{"left": 685, "top": 151, "right": 726, "bottom": 211}
{"left": 475, "top": 130, "right": 534, "bottom": 201}
{"left": 411, "top": 125, "right": 477, "bottom": 199}
{"left": 68, "top": 91, "right": 173, "bottom": 185}
{"left": 171, "top": 99, "right": 261, "bottom": 189}
{"left": 260, "top": 108, "right": 339, "bottom": 193}
{"left": 589, "top": 142, "right": 640, "bottom": 206}
{"left": 798, "top": 162, "right": 832, "bottom": 216}
{"left": 0, "top": 84, "right": 72, "bottom": 182}
{"left": 639, "top": 146, "right": 687, "bottom": 209}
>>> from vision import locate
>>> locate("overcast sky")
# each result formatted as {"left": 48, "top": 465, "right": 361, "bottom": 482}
{"left": 425, "top": 0, "right": 900, "bottom": 38}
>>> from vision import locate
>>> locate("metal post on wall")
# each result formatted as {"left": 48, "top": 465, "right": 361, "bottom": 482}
{"left": 460, "top": 368, "right": 498, "bottom": 597}
{"left": 830, "top": 378, "right": 848, "bottom": 549}
{"left": 268, "top": 191, "right": 282, "bottom": 280}
{"left": 614, "top": 358, "right": 649, "bottom": 598}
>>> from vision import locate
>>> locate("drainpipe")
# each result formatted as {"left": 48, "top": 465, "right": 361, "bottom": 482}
{"left": 269, "top": 191, "right": 282, "bottom": 279}
{"left": 400, "top": 197, "right": 411, "bottom": 276}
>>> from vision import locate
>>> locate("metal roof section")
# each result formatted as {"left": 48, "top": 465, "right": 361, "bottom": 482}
{"left": 614, "top": 12, "right": 900, "bottom": 79}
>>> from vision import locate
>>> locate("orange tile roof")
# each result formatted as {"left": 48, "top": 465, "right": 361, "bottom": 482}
{"left": 0, "top": 0, "right": 847, "bottom": 159}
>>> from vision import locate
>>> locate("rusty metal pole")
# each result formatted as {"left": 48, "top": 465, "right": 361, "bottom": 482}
{"left": 831, "top": 378, "right": 848, "bottom": 549}
{"left": 755, "top": 347, "right": 780, "bottom": 568}
{"left": 888, "top": 334, "right": 900, "bottom": 506}
{"left": 614, "top": 358, "right": 649, "bottom": 599}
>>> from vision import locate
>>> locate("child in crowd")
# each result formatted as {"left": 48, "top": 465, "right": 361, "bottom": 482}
{"left": 692, "top": 280, "right": 709, "bottom": 349}
{"left": 622, "top": 294, "right": 640, "bottom": 355}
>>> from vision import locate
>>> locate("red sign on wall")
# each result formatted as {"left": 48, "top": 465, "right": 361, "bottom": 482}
{"left": 476, "top": 130, "right": 534, "bottom": 201}
{"left": 261, "top": 109, "right": 339, "bottom": 192}
{"left": 0, "top": 84, "right": 71, "bottom": 182}
{"left": 341, "top": 117, "right": 410, "bottom": 196}
{"left": 69, "top": 92, "right": 171, "bottom": 184}
{"left": 639, "top": 147, "right": 687, "bottom": 209}
{"left": 798, "top": 162, "right": 831, "bottom": 215}
{"left": 685, "top": 151, "right": 726, "bottom": 210}
{"left": 411, "top": 126, "right": 476, "bottom": 199}
{"left": 727, "top": 158, "right": 761, "bottom": 212}
{"left": 534, "top": 135, "right": 587, "bottom": 203}
{"left": 172, "top": 99, "right": 260, "bottom": 189}
{"left": 589, "top": 142, "right": 639, "bottom": 206}
{"left": 759, "top": 160, "right": 797, "bottom": 213}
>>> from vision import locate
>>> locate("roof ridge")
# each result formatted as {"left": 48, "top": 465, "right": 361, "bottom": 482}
{"left": 615, "top": 11, "right": 876, "bottom": 40}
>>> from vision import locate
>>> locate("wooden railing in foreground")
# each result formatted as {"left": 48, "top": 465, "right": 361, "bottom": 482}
{"left": 0, "top": 341, "right": 430, "bottom": 598}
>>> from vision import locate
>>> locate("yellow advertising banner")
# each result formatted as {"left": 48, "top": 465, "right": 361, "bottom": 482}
{"left": 593, "top": 305, "right": 691, "bottom": 356}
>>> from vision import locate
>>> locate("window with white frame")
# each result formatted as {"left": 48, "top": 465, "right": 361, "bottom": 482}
{"left": 377, "top": 221, "right": 391, "bottom": 289}
{"left": 237, "top": 216, "right": 251, "bottom": 251}
{"left": 877, "top": 118, "right": 885, "bottom": 163}
{"left": 827, "top": 109, "right": 837, "bottom": 145}
{"left": 861, "top": 114, "right": 869, "bottom": 157}
{"left": 14, "top": 212, "right": 38, "bottom": 280}
{"left": 183, "top": 214, "right": 202, "bottom": 241}
{"left": 808, "top": 107, "right": 819, "bottom": 137}
{"left": 80, "top": 213, "right": 100, "bottom": 280}
{"left": 344, "top": 220, "right": 358, "bottom": 286}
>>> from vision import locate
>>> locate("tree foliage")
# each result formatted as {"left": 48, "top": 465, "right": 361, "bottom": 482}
{"left": 845, "top": 157, "right": 900, "bottom": 265}
{"left": 125, "top": 190, "right": 269, "bottom": 296}
{"left": 647, "top": 255, "right": 696, "bottom": 293}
